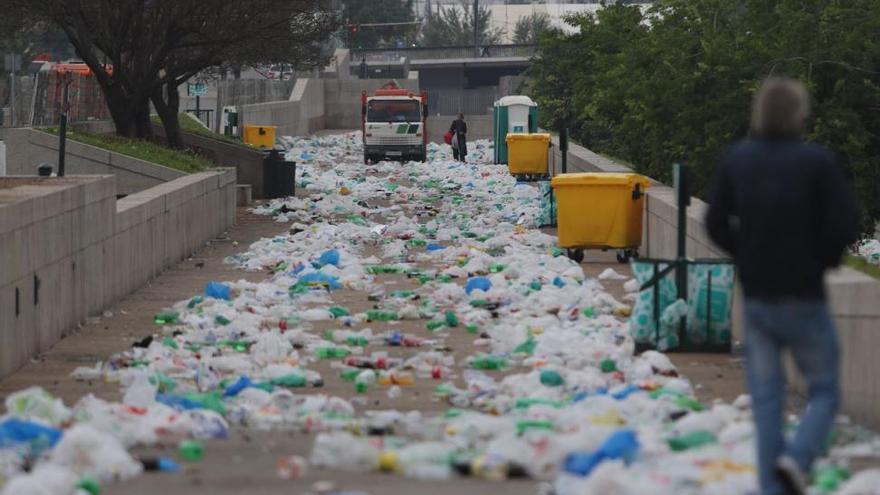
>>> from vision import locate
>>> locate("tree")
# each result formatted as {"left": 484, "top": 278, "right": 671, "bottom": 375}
{"left": 528, "top": 0, "right": 880, "bottom": 233}
{"left": 7, "top": 0, "right": 339, "bottom": 148}
{"left": 419, "top": 0, "right": 503, "bottom": 47}
{"left": 342, "top": 0, "right": 416, "bottom": 49}
{"left": 513, "top": 12, "right": 553, "bottom": 45}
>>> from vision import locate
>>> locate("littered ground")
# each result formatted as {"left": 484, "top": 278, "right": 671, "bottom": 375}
{"left": 0, "top": 205, "right": 747, "bottom": 495}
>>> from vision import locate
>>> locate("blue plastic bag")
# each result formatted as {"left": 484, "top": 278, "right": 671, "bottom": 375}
{"left": 426, "top": 244, "right": 446, "bottom": 252}
{"left": 465, "top": 277, "right": 492, "bottom": 295}
{"left": 205, "top": 281, "right": 232, "bottom": 300}
{"left": 317, "top": 249, "right": 341, "bottom": 267}
{"left": 223, "top": 376, "right": 253, "bottom": 398}
{"left": 0, "top": 418, "right": 63, "bottom": 452}
{"left": 564, "top": 429, "right": 640, "bottom": 477}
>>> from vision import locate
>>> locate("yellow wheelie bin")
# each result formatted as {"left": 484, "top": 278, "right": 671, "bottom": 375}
{"left": 242, "top": 125, "right": 277, "bottom": 149}
{"left": 506, "top": 133, "right": 551, "bottom": 177}
{"left": 550, "top": 173, "right": 651, "bottom": 263}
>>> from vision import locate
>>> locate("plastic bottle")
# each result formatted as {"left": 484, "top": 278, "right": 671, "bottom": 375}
{"left": 667, "top": 430, "right": 717, "bottom": 452}
{"left": 539, "top": 369, "right": 565, "bottom": 387}
{"left": 366, "top": 310, "right": 399, "bottom": 321}
{"left": 315, "top": 347, "right": 351, "bottom": 359}
{"left": 444, "top": 311, "right": 459, "bottom": 327}
{"left": 469, "top": 355, "right": 507, "bottom": 370}
{"left": 153, "top": 312, "right": 179, "bottom": 325}
{"left": 179, "top": 440, "right": 205, "bottom": 461}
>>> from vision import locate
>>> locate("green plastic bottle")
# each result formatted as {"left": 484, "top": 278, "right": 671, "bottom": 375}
{"left": 346, "top": 335, "right": 370, "bottom": 347}
{"left": 154, "top": 311, "right": 179, "bottom": 325}
{"left": 179, "top": 440, "right": 205, "bottom": 461}
{"left": 76, "top": 475, "right": 101, "bottom": 495}
{"left": 315, "top": 347, "right": 351, "bottom": 359}
{"left": 340, "top": 368, "right": 360, "bottom": 382}
{"left": 600, "top": 358, "right": 617, "bottom": 373}
{"left": 162, "top": 336, "right": 179, "bottom": 350}
{"left": 444, "top": 311, "right": 459, "bottom": 327}
{"left": 667, "top": 431, "right": 717, "bottom": 452}
{"left": 465, "top": 324, "right": 479, "bottom": 334}
{"left": 515, "top": 397, "right": 565, "bottom": 409}
{"left": 328, "top": 306, "right": 350, "bottom": 318}
{"left": 529, "top": 280, "right": 542, "bottom": 291}
{"left": 470, "top": 356, "right": 506, "bottom": 370}
{"left": 366, "top": 310, "right": 399, "bottom": 321}
{"left": 214, "top": 315, "right": 231, "bottom": 326}
{"left": 814, "top": 465, "right": 850, "bottom": 493}
{"left": 271, "top": 374, "right": 308, "bottom": 388}
{"left": 489, "top": 263, "right": 506, "bottom": 273}
{"left": 514, "top": 337, "right": 536, "bottom": 355}
{"left": 187, "top": 296, "right": 204, "bottom": 309}
{"left": 426, "top": 321, "right": 446, "bottom": 331}
{"left": 539, "top": 369, "right": 565, "bottom": 387}
{"left": 582, "top": 307, "right": 595, "bottom": 318}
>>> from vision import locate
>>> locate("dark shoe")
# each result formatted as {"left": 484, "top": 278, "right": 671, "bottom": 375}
{"left": 775, "top": 456, "right": 808, "bottom": 495}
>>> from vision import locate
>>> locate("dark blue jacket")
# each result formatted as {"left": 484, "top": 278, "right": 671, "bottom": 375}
{"left": 705, "top": 139, "right": 859, "bottom": 300}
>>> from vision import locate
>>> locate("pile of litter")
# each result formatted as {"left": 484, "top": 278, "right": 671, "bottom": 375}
{"left": 0, "top": 132, "right": 878, "bottom": 495}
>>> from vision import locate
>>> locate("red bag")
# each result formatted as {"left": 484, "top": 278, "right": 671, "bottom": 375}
{"left": 443, "top": 131, "right": 453, "bottom": 145}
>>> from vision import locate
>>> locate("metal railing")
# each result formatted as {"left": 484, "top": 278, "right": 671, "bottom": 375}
{"left": 352, "top": 44, "right": 537, "bottom": 62}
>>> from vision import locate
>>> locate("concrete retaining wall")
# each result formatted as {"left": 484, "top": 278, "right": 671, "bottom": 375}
{"left": 324, "top": 78, "right": 419, "bottom": 130}
{"left": 552, "top": 137, "right": 880, "bottom": 429}
{"left": 2, "top": 128, "right": 186, "bottom": 195}
{"left": 238, "top": 78, "right": 325, "bottom": 138}
{"left": 151, "top": 122, "right": 267, "bottom": 198}
{"left": 0, "top": 169, "right": 236, "bottom": 378}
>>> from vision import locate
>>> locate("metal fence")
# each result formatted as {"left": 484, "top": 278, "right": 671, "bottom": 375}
{"left": 352, "top": 44, "right": 537, "bottom": 62}
{"left": 428, "top": 88, "right": 500, "bottom": 115}
{"left": 30, "top": 71, "right": 111, "bottom": 127}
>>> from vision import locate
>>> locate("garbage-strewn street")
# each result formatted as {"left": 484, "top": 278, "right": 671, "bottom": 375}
{"left": 1, "top": 134, "right": 878, "bottom": 495}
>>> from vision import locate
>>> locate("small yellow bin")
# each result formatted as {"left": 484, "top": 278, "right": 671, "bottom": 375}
{"left": 550, "top": 173, "right": 651, "bottom": 249}
{"left": 242, "top": 125, "right": 277, "bottom": 149}
{"left": 506, "top": 133, "right": 551, "bottom": 174}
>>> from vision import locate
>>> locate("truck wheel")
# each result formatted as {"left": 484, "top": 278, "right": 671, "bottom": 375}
{"left": 364, "top": 154, "right": 371, "bottom": 164}
{"left": 418, "top": 152, "right": 427, "bottom": 163}
{"left": 566, "top": 249, "right": 584, "bottom": 263}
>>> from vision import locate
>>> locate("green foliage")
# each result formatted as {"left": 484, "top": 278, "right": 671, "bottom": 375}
{"left": 343, "top": 0, "right": 416, "bottom": 49}
{"left": 151, "top": 114, "right": 248, "bottom": 149}
{"left": 420, "top": 0, "right": 503, "bottom": 47}
{"left": 513, "top": 12, "right": 553, "bottom": 45}
{"left": 527, "top": 0, "right": 880, "bottom": 231}
{"left": 40, "top": 128, "right": 212, "bottom": 174}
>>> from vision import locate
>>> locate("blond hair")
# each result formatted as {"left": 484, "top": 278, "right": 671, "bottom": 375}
{"left": 750, "top": 78, "right": 810, "bottom": 139}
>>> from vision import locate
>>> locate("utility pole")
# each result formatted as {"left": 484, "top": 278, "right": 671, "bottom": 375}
{"left": 473, "top": 0, "right": 479, "bottom": 58}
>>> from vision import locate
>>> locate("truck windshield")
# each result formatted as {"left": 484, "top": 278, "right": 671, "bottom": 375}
{"left": 367, "top": 100, "right": 421, "bottom": 123}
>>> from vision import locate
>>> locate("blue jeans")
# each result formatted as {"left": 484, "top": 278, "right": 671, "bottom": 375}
{"left": 744, "top": 299, "right": 840, "bottom": 495}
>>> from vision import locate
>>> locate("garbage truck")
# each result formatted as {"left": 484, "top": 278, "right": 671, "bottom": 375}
{"left": 361, "top": 83, "right": 428, "bottom": 163}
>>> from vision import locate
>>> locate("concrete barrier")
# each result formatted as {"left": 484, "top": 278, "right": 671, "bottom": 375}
{"left": 324, "top": 78, "right": 419, "bottom": 130}
{"left": 0, "top": 168, "right": 236, "bottom": 378}
{"left": 151, "top": 122, "right": 268, "bottom": 199}
{"left": 552, "top": 136, "right": 880, "bottom": 429}
{"left": 2, "top": 128, "right": 187, "bottom": 195}
{"left": 238, "top": 78, "right": 325, "bottom": 138}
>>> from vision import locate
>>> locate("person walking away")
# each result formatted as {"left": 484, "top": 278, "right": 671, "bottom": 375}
{"left": 705, "top": 78, "right": 859, "bottom": 495}
{"left": 450, "top": 113, "right": 468, "bottom": 162}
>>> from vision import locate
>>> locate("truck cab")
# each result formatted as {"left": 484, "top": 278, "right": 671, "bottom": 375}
{"left": 362, "top": 85, "right": 428, "bottom": 163}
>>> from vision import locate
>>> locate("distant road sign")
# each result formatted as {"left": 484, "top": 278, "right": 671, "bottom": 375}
{"left": 188, "top": 82, "right": 208, "bottom": 97}
{"left": 4, "top": 54, "right": 22, "bottom": 72}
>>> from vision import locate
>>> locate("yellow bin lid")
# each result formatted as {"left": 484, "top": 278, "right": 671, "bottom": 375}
{"left": 550, "top": 172, "right": 651, "bottom": 188}
{"left": 506, "top": 133, "right": 551, "bottom": 142}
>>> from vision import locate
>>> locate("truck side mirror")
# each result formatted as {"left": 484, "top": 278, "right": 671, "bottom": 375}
{"left": 423, "top": 105, "right": 428, "bottom": 118}
{"left": 362, "top": 105, "right": 366, "bottom": 116}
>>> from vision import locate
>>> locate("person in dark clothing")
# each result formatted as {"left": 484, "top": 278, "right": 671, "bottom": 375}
{"left": 449, "top": 113, "right": 468, "bottom": 162}
{"left": 706, "top": 78, "right": 859, "bottom": 495}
